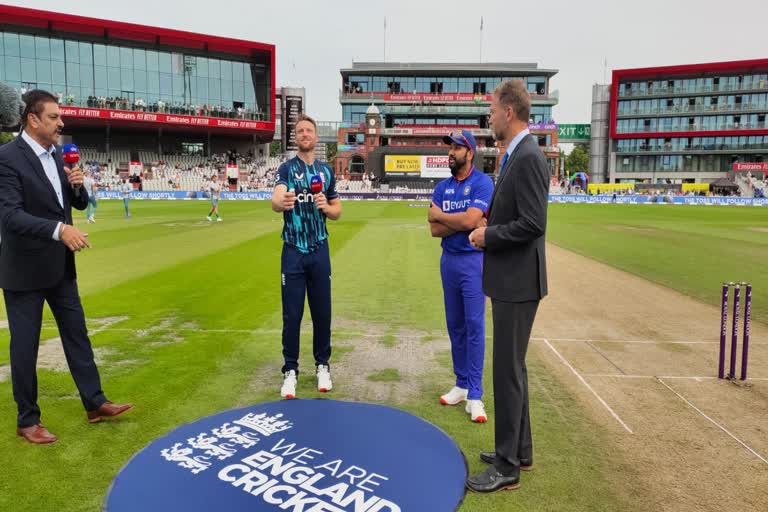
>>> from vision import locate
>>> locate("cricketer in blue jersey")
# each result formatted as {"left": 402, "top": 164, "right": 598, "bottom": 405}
{"left": 429, "top": 129, "right": 494, "bottom": 423}
{"left": 271, "top": 114, "right": 342, "bottom": 400}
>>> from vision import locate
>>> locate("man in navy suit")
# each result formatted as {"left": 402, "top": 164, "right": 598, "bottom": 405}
{"left": 0, "top": 90, "right": 132, "bottom": 444}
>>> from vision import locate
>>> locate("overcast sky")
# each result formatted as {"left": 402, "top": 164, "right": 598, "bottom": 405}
{"left": 6, "top": 0, "right": 767, "bottom": 123}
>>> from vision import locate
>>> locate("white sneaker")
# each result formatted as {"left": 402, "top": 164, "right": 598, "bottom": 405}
{"left": 316, "top": 365, "right": 332, "bottom": 392}
{"left": 90, "top": 216, "right": 96, "bottom": 223}
{"left": 281, "top": 370, "right": 297, "bottom": 399}
{"left": 440, "top": 386, "right": 468, "bottom": 406}
{"left": 216, "top": 217, "right": 222, "bottom": 222}
{"left": 206, "top": 216, "right": 212, "bottom": 222}
{"left": 465, "top": 399, "right": 488, "bottom": 423}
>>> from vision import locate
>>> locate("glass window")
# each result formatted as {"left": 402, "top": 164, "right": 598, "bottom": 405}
{"left": 50, "top": 38, "right": 65, "bottom": 62}
{"left": 51, "top": 60, "right": 65, "bottom": 86}
{"left": 220, "top": 60, "right": 232, "bottom": 80}
{"left": 208, "top": 78, "right": 220, "bottom": 100}
{"left": 94, "top": 66, "right": 107, "bottom": 89}
{"left": 244, "top": 80, "right": 255, "bottom": 102}
{"left": 160, "top": 73, "right": 173, "bottom": 96}
{"left": 35, "top": 37, "right": 50, "bottom": 60}
{"left": 196, "top": 57, "right": 208, "bottom": 78}
{"left": 93, "top": 44, "right": 106, "bottom": 66}
{"left": 232, "top": 80, "right": 244, "bottom": 101}
{"left": 232, "top": 61, "right": 244, "bottom": 82}
{"left": 443, "top": 78, "right": 458, "bottom": 93}
{"left": 221, "top": 79, "right": 232, "bottom": 101}
{"left": 21, "top": 57, "right": 36, "bottom": 81}
{"left": 172, "top": 74, "right": 183, "bottom": 97}
{"left": 107, "top": 45, "right": 120, "bottom": 66}
{"left": 108, "top": 67, "right": 121, "bottom": 90}
{"left": 372, "top": 76, "right": 386, "bottom": 91}
{"left": 79, "top": 42, "right": 92, "bottom": 64}
{"left": 121, "top": 68, "right": 134, "bottom": 90}
{"left": 133, "top": 49, "right": 146, "bottom": 70}
{"left": 64, "top": 40, "right": 79, "bottom": 63}
{"left": 134, "top": 71, "right": 147, "bottom": 93}
{"left": 146, "top": 51, "right": 159, "bottom": 72}
{"left": 120, "top": 47, "right": 133, "bottom": 69}
{"left": 19, "top": 35, "right": 34, "bottom": 58}
{"left": 4, "top": 33, "right": 20, "bottom": 56}
{"left": 208, "top": 58, "right": 220, "bottom": 78}
{"left": 159, "top": 52, "right": 172, "bottom": 73}
{"left": 147, "top": 71, "right": 160, "bottom": 94}
{"left": 196, "top": 77, "right": 208, "bottom": 99}
{"left": 4, "top": 56, "right": 21, "bottom": 81}
{"left": 80, "top": 65, "right": 93, "bottom": 93}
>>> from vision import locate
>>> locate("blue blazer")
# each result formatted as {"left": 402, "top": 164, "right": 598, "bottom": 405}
{"left": 0, "top": 135, "right": 89, "bottom": 291}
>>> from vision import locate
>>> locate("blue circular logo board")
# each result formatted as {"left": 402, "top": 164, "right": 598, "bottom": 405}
{"left": 106, "top": 400, "right": 467, "bottom": 511}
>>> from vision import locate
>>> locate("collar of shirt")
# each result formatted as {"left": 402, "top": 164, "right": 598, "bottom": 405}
{"left": 21, "top": 130, "right": 56, "bottom": 158}
{"left": 452, "top": 166, "right": 475, "bottom": 184}
{"left": 504, "top": 128, "right": 530, "bottom": 160}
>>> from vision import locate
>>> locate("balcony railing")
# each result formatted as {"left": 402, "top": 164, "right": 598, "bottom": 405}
{"left": 61, "top": 96, "right": 270, "bottom": 121}
{"left": 616, "top": 122, "right": 768, "bottom": 134}
{"left": 339, "top": 89, "right": 556, "bottom": 102}
{"left": 617, "top": 103, "right": 768, "bottom": 118}
{"left": 617, "top": 82, "right": 768, "bottom": 99}
{"left": 616, "top": 144, "right": 768, "bottom": 153}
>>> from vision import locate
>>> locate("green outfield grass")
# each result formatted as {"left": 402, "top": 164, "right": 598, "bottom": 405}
{"left": 2, "top": 199, "right": 763, "bottom": 511}
{"left": 547, "top": 204, "right": 768, "bottom": 324}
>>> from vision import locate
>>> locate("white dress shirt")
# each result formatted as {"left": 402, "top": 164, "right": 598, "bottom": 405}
{"left": 21, "top": 131, "right": 64, "bottom": 240}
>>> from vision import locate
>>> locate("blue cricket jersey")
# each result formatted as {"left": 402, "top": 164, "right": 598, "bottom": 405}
{"left": 276, "top": 156, "right": 339, "bottom": 254}
{"left": 432, "top": 168, "right": 494, "bottom": 253}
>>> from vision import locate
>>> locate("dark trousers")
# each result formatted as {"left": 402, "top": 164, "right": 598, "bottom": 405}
{"left": 491, "top": 299, "right": 539, "bottom": 475}
{"left": 4, "top": 278, "right": 107, "bottom": 428}
{"left": 280, "top": 242, "right": 332, "bottom": 374}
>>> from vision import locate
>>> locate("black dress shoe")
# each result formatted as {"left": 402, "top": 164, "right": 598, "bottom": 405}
{"left": 466, "top": 465, "right": 520, "bottom": 493}
{"left": 479, "top": 451, "right": 533, "bottom": 471}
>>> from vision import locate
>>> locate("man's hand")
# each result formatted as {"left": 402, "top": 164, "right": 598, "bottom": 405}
{"left": 60, "top": 224, "right": 91, "bottom": 252}
{"left": 469, "top": 226, "right": 487, "bottom": 250}
{"left": 478, "top": 217, "right": 488, "bottom": 227}
{"left": 314, "top": 192, "right": 328, "bottom": 212}
{"left": 64, "top": 165, "right": 84, "bottom": 188}
{"left": 428, "top": 203, "right": 443, "bottom": 223}
{"left": 282, "top": 189, "right": 297, "bottom": 211}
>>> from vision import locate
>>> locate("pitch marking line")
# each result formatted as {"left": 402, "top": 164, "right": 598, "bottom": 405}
{"left": 657, "top": 378, "right": 768, "bottom": 465}
{"left": 584, "top": 374, "right": 768, "bottom": 381}
{"left": 542, "top": 338, "right": 633, "bottom": 434}
{"left": 534, "top": 337, "right": 767, "bottom": 345}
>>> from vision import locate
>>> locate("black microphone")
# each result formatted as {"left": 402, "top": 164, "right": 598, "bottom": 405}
{"left": 0, "top": 82, "right": 24, "bottom": 129}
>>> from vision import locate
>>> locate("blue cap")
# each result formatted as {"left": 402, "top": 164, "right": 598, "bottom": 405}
{"left": 442, "top": 129, "right": 476, "bottom": 154}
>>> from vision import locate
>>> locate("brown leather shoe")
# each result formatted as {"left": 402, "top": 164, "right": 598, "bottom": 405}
{"left": 17, "top": 424, "right": 58, "bottom": 445}
{"left": 87, "top": 401, "right": 134, "bottom": 423}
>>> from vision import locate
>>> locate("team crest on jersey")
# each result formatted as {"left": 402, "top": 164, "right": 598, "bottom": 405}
{"left": 463, "top": 185, "right": 471, "bottom": 196}
{"left": 294, "top": 173, "right": 304, "bottom": 180}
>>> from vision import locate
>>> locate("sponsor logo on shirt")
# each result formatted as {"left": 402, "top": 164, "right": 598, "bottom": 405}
{"left": 442, "top": 199, "right": 472, "bottom": 211}
{"left": 296, "top": 190, "right": 315, "bottom": 203}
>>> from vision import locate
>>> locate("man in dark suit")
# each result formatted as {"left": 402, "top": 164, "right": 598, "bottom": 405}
{"left": 0, "top": 90, "right": 132, "bottom": 445}
{"left": 467, "top": 80, "right": 549, "bottom": 492}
